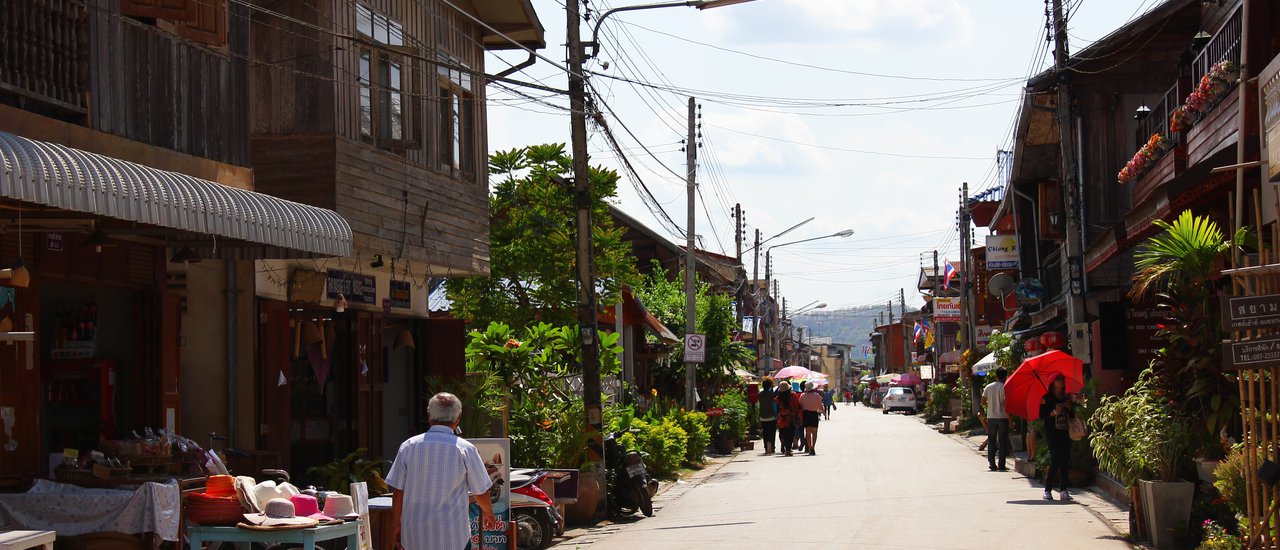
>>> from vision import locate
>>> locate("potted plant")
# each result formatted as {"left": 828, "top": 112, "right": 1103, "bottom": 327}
{"left": 1090, "top": 368, "right": 1195, "bottom": 549}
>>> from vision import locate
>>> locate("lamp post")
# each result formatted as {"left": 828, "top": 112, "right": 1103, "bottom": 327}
{"left": 565, "top": 0, "right": 755, "bottom": 511}
{"left": 763, "top": 230, "right": 851, "bottom": 370}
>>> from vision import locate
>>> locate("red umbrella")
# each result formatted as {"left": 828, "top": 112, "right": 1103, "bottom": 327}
{"left": 1004, "top": 350, "right": 1085, "bottom": 420}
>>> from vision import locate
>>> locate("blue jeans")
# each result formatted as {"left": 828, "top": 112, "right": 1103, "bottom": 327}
{"left": 987, "top": 418, "right": 1011, "bottom": 468}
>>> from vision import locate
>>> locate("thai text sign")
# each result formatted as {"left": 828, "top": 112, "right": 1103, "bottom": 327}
{"left": 1223, "top": 294, "right": 1280, "bottom": 330}
{"left": 326, "top": 269, "right": 377, "bottom": 304}
{"left": 1226, "top": 335, "right": 1280, "bottom": 370}
{"left": 934, "top": 297, "right": 961, "bottom": 322}
{"left": 469, "top": 438, "right": 512, "bottom": 550}
{"left": 985, "top": 235, "right": 1019, "bottom": 270}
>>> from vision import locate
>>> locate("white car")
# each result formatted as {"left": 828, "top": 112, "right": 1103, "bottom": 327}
{"left": 881, "top": 387, "right": 918, "bottom": 414}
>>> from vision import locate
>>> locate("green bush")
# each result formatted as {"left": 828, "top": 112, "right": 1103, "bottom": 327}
{"left": 670, "top": 410, "right": 710, "bottom": 465}
{"left": 711, "top": 389, "right": 750, "bottom": 439}
{"left": 924, "top": 384, "right": 954, "bottom": 422}
{"left": 621, "top": 417, "right": 687, "bottom": 478}
{"left": 1215, "top": 444, "right": 1250, "bottom": 518}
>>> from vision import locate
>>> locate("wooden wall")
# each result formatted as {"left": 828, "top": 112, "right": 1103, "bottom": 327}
{"left": 87, "top": 0, "right": 251, "bottom": 166}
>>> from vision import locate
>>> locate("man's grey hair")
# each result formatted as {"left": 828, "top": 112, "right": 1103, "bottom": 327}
{"left": 428, "top": 392, "right": 463, "bottom": 424}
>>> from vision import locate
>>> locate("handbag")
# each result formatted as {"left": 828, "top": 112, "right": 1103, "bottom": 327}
{"left": 1068, "top": 417, "right": 1087, "bottom": 441}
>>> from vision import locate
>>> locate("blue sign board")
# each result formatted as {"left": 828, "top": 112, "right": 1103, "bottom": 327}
{"left": 326, "top": 269, "right": 377, "bottom": 304}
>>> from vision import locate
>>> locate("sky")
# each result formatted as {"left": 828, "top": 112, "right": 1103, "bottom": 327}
{"left": 485, "top": 0, "right": 1160, "bottom": 316}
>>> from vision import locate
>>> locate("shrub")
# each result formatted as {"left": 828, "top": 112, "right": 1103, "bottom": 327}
{"left": 670, "top": 410, "right": 710, "bottom": 465}
{"left": 1214, "top": 444, "right": 1250, "bottom": 518}
{"left": 1198, "top": 519, "right": 1244, "bottom": 550}
{"left": 711, "top": 389, "right": 750, "bottom": 439}
{"left": 924, "top": 384, "right": 954, "bottom": 422}
{"left": 623, "top": 417, "right": 687, "bottom": 478}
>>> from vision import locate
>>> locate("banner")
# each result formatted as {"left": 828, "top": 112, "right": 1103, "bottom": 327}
{"left": 986, "top": 235, "right": 1019, "bottom": 270}
{"left": 935, "top": 297, "right": 961, "bottom": 322}
{"left": 975, "top": 325, "right": 994, "bottom": 347}
{"left": 469, "top": 438, "right": 512, "bottom": 550}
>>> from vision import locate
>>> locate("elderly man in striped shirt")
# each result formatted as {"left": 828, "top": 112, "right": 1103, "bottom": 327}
{"left": 388, "top": 392, "right": 496, "bottom": 550}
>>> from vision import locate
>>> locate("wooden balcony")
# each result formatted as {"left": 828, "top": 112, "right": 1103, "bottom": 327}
{"left": 0, "top": 0, "right": 88, "bottom": 113}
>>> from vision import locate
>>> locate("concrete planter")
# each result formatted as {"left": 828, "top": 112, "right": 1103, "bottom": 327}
{"left": 1194, "top": 458, "right": 1221, "bottom": 484}
{"left": 1138, "top": 479, "right": 1194, "bottom": 549}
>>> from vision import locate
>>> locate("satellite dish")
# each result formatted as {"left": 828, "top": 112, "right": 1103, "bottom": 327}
{"left": 988, "top": 273, "right": 1015, "bottom": 297}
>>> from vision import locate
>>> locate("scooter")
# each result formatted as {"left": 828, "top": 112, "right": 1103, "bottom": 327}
{"left": 509, "top": 469, "right": 564, "bottom": 550}
{"left": 604, "top": 432, "right": 657, "bottom": 517}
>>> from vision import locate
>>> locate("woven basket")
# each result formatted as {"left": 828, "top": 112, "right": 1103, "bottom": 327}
{"left": 185, "top": 493, "right": 245, "bottom": 526}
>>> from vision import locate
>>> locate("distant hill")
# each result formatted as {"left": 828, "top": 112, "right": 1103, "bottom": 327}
{"left": 793, "top": 304, "right": 914, "bottom": 351}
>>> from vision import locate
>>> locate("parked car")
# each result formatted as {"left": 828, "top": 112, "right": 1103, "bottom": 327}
{"left": 881, "top": 387, "right": 918, "bottom": 414}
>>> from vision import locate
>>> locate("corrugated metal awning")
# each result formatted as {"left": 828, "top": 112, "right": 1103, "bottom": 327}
{"left": 0, "top": 131, "right": 351, "bottom": 257}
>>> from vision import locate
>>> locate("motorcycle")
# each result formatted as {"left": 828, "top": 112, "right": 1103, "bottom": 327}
{"left": 510, "top": 468, "right": 564, "bottom": 550}
{"left": 604, "top": 431, "right": 657, "bottom": 517}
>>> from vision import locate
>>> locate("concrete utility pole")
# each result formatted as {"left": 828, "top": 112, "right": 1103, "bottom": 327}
{"left": 753, "top": 229, "right": 761, "bottom": 372}
{"left": 734, "top": 204, "right": 744, "bottom": 330}
{"left": 961, "top": 182, "right": 980, "bottom": 414}
{"left": 565, "top": 0, "right": 605, "bottom": 512}
{"left": 1051, "top": 0, "right": 1089, "bottom": 368}
{"left": 886, "top": 301, "right": 894, "bottom": 373}
{"left": 900, "top": 288, "right": 910, "bottom": 372}
{"left": 684, "top": 96, "right": 698, "bottom": 411}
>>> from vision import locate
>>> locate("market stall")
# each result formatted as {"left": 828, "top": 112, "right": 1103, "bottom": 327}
{"left": 0, "top": 479, "right": 179, "bottom": 541}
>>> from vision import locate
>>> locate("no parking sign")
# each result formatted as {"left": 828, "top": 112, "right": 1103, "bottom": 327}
{"left": 685, "top": 333, "right": 706, "bottom": 363}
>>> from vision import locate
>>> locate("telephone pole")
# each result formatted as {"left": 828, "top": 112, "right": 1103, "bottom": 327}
{"left": 733, "top": 204, "right": 744, "bottom": 329}
{"left": 886, "top": 301, "right": 894, "bottom": 372}
{"left": 684, "top": 96, "right": 698, "bottom": 410}
{"left": 753, "top": 229, "right": 761, "bottom": 373}
{"left": 1052, "top": 0, "right": 1090, "bottom": 368}
{"left": 932, "top": 250, "right": 940, "bottom": 389}
{"left": 565, "top": 0, "right": 605, "bottom": 515}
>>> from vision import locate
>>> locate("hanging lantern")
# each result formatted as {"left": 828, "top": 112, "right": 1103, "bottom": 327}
{"left": 0, "top": 260, "right": 30, "bottom": 288}
{"left": 334, "top": 293, "right": 348, "bottom": 313}
{"left": 395, "top": 328, "right": 416, "bottom": 350}
{"left": 1023, "top": 338, "right": 1043, "bottom": 354}
{"left": 1040, "top": 331, "right": 1066, "bottom": 349}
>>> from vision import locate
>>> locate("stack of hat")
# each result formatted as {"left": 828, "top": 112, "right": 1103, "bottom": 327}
{"left": 240, "top": 498, "right": 319, "bottom": 530}
{"left": 186, "top": 475, "right": 245, "bottom": 526}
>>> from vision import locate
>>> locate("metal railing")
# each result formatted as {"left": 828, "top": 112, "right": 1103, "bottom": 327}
{"left": 1136, "top": 80, "right": 1184, "bottom": 150}
{"left": 0, "top": 0, "right": 87, "bottom": 111}
{"left": 1191, "top": 8, "right": 1242, "bottom": 86}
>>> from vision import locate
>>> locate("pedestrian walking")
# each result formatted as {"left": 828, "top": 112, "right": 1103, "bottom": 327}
{"left": 758, "top": 378, "right": 778, "bottom": 456}
{"left": 821, "top": 387, "right": 836, "bottom": 420}
{"left": 775, "top": 382, "right": 801, "bottom": 457}
{"left": 981, "top": 367, "right": 1010, "bottom": 472}
{"left": 800, "top": 382, "right": 824, "bottom": 455}
{"left": 843, "top": 389, "right": 852, "bottom": 404}
{"left": 387, "top": 392, "right": 496, "bottom": 550}
{"left": 1039, "top": 375, "right": 1078, "bottom": 501}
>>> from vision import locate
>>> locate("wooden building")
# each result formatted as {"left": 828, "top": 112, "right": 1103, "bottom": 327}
{"left": 244, "top": 0, "right": 545, "bottom": 475}
{"left": 0, "top": 0, "right": 353, "bottom": 484}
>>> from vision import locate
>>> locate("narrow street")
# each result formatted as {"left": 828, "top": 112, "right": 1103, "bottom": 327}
{"left": 570, "top": 404, "right": 1132, "bottom": 550}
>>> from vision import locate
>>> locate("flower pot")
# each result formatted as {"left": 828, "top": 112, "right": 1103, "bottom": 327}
{"left": 712, "top": 433, "right": 736, "bottom": 455}
{"left": 1194, "top": 458, "right": 1221, "bottom": 484}
{"left": 1138, "top": 479, "right": 1194, "bottom": 549}
{"left": 1068, "top": 468, "right": 1095, "bottom": 488}
{"left": 565, "top": 471, "right": 602, "bottom": 525}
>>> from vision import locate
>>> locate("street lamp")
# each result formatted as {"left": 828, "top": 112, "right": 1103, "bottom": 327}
{"left": 587, "top": 0, "right": 758, "bottom": 59}
{"left": 743, "top": 216, "right": 814, "bottom": 255}
{"left": 793, "top": 301, "right": 827, "bottom": 316}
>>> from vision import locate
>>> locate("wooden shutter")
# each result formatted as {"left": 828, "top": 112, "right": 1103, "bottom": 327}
{"left": 177, "top": 0, "right": 227, "bottom": 46}
{"left": 120, "top": 0, "right": 192, "bottom": 21}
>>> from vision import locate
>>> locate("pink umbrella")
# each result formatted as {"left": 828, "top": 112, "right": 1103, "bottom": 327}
{"left": 773, "top": 365, "right": 813, "bottom": 380}
{"left": 891, "top": 373, "right": 921, "bottom": 386}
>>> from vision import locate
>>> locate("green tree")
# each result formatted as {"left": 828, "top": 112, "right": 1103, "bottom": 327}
{"left": 1130, "top": 209, "right": 1251, "bottom": 455}
{"left": 447, "top": 144, "right": 639, "bottom": 328}
{"left": 633, "top": 261, "right": 755, "bottom": 392}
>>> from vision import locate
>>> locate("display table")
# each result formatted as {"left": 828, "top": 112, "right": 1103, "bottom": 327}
{"left": 0, "top": 479, "right": 179, "bottom": 541}
{"left": 0, "top": 530, "right": 55, "bottom": 550}
{"left": 187, "top": 521, "right": 361, "bottom": 550}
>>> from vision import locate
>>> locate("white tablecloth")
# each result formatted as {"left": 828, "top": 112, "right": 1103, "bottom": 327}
{"left": 0, "top": 479, "right": 179, "bottom": 541}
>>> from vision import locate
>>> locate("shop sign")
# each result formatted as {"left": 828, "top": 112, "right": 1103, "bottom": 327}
{"left": 468, "top": 438, "right": 512, "bottom": 549}
{"left": 389, "top": 280, "right": 411, "bottom": 309}
{"left": 1126, "top": 308, "right": 1162, "bottom": 370}
{"left": 1225, "top": 335, "right": 1280, "bottom": 370}
{"left": 1222, "top": 293, "right": 1280, "bottom": 330}
{"left": 986, "top": 235, "right": 1019, "bottom": 270}
{"left": 326, "top": 269, "right": 376, "bottom": 304}
{"left": 934, "top": 297, "right": 961, "bottom": 321}
{"left": 975, "top": 325, "right": 994, "bottom": 347}
{"left": 46, "top": 232, "right": 63, "bottom": 252}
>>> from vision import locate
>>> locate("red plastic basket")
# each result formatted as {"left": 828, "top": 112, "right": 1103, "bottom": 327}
{"left": 185, "top": 493, "right": 244, "bottom": 526}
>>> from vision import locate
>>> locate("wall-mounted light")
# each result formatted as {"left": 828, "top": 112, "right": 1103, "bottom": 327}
{"left": 370, "top": 254, "right": 384, "bottom": 268}
{"left": 1049, "top": 212, "right": 1061, "bottom": 228}
{"left": 170, "top": 246, "right": 201, "bottom": 263}
{"left": 1192, "top": 30, "right": 1212, "bottom": 50}
{"left": 1134, "top": 105, "right": 1152, "bottom": 120}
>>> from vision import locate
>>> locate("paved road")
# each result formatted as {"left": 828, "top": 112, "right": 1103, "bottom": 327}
{"left": 577, "top": 403, "right": 1132, "bottom": 549}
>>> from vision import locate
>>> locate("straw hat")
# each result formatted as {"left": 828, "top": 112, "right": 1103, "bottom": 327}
{"left": 288, "top": 494, "right": 335, "bottom": 522}
{"left": 241, "top": 498, "right": 318, "bottom": 529}
{"left": 248, "top": 480, "right": 301, "bottom": 514}
{"left": 321, "top": 494, "right": 362, "bottom": 520}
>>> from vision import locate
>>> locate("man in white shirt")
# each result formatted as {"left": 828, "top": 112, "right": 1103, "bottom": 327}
{"left": 388, "top": 392, "right": 495, "bottom": 550}
{"left": 981, "top": 368, "right": 1011, "bottom": 472}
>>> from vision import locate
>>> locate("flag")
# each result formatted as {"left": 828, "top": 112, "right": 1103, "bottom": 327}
{"left": 913, "top": 321, "right": 924, "bottom": 340}
{"left": 942, "top": 260, "right": 957, "bottom": 290}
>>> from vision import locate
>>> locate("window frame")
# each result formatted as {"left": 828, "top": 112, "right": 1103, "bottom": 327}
{"left": 354, "top": 4, "right": 415, "bottom": 151}
{"left": 436, "top": 59, "right": 476, "bottom": 178}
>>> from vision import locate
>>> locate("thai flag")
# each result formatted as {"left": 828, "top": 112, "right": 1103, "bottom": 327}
{"left": 913, "top": 321, "right": 923, "bottom": 340}
{"left": 942, "top": 260, "right": 957, "bottom": 290}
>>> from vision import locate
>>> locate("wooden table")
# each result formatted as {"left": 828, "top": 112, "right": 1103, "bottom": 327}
{"left": 0, "top": 530, "right": 55, "bottom": 550}
{"left": 186, "top": 521, "right": 360, "bottom": 550}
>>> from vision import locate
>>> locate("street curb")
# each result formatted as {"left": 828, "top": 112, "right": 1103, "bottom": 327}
{"left": 941, "top": 430, "right": 1139, "bottom": 548}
